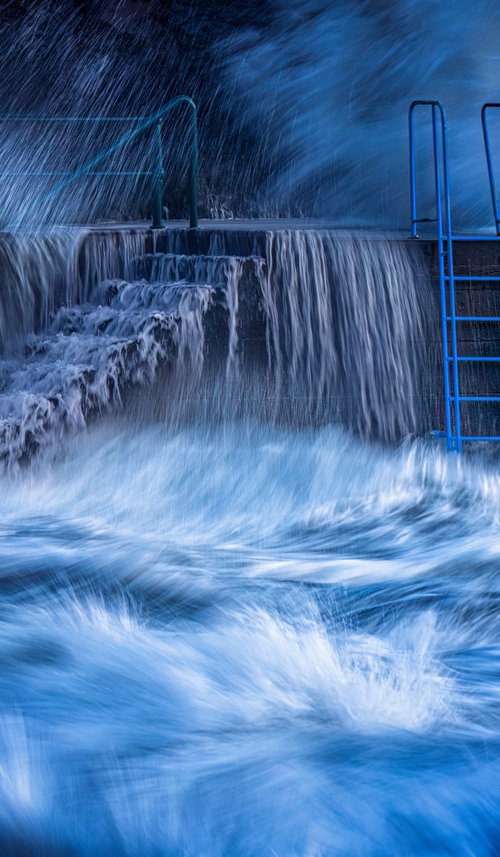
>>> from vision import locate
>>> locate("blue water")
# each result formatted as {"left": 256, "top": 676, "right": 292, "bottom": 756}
{"left": 1, "top": 419, "right": 499, "bottom": 855}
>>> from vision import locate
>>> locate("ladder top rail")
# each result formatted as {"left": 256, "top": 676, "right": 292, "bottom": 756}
{"left": 482, "top": 102, "right": 500, "bottom": 115}
{"left": 409, "top": 100, "right": 451, "bottom": 241}
{"left": 481, "top": 102, "right": 500, "bottom": 235}
{"left": 409, "top": 99, "right": 446, "bottom": 114}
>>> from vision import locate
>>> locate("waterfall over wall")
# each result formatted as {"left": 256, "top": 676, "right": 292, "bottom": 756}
{"left": 262, "top": 231, "right": 434, "bottom": 442}
{"left": 0, "top": 227, "right": 434, "bottom": 465}
{"left": 0, "top": 230, "right": 85, "bottom": 352}
{"left": 0, "top": 228, "right": 177, "bottom": 350}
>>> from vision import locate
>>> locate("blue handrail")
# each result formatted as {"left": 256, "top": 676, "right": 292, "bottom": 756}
{"left": 409, "top": 100, "right": 461, "bottom": 452}
{"left": 481, "top": 103, "right": 500, "bottom": 236}
{"left": 0, "top": 95, "right": 199, "bottom": 229}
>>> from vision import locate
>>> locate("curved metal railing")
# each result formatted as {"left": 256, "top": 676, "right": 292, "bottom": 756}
{"left": 0, "top": 95, "right": 199, "bottom": 228}
{"left": 481, "top": 103, "right": 500, "bottom": 235}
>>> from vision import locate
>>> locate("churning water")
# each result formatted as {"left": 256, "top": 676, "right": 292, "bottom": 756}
{"left": 2, "top": 425, "right": 500, "bottom": 856}
{"left": 2, "top": 2, "right": 500, "bottom": 852}
{"left": 0, "top": 225, "right": 498, "bottom": 855}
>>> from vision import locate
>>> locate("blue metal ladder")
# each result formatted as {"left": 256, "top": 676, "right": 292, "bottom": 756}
{"left": 409, "top": 100, "right": 500, "bottom": 452}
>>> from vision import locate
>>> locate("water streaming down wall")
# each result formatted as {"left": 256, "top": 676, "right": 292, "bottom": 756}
{"left": 0, "top": 226, "right": 433, "bottom": 466}
{"left": 81, "top": 228, "right": 434, "bottom": 442}
{"left": 0, "top": 230, "right": 85, "bottom": 352}
{"left": 0, "top": 229, "right": 157, "bottom": 352}
{"left": 262, "top": 231, "right": 433, "bottom": 440}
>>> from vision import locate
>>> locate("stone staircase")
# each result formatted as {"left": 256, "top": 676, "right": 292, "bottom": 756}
{"left": 0, "top": 250, "right": 267, "bottom": 467}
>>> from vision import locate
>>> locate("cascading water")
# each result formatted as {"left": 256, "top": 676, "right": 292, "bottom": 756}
{"left": 0, "top": 221, "right": 499, "bottom": 855}
{"left": 263, "top": 231, "right": 433, "bottom": 439}
{"left": 1, "top": 1, "right": 500, "bottom": 852}
{"left": 0, "top": 228, "right": 431, "bottom": 466}
{"left": 0, "top": 230, "right": 84, "bottom": 351}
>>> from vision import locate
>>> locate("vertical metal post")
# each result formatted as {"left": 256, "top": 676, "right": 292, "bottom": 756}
{"left": 482, "top": 106, "right": 500, "bottom": 236}
{"left": 409, "top": 107, "right": 418, "bottom": 238}
{"left": 151, "top": 120, "right": 163, "bottom": 229}
{"left": 439, "top": 106, "right": 462, "bottom": 452}
{"left": 189, "top": 106, "right": 199, "bottom": 229}
{"left": 432, "top": 105, "right": 454, "bottom": 452}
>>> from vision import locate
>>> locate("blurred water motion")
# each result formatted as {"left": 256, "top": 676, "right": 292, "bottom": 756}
{"left": 0, "top": 1, "right": 498, "bottom": 853}
{"left": 1, "top": 423, "right": 500, "bottom": 854}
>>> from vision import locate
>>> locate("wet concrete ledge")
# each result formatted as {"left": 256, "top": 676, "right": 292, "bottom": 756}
{"left": 81, "top": 219, "right": 500, "bottom": 270}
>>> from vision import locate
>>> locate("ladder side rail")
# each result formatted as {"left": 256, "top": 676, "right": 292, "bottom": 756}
{"left": 409, "top": 101, "right": 454, "bottom": 449}
{"left": 437, "top": 102, "right": 462, "bottom": 452}
{"left": 432, "top": 104, "right": 456, "bottom": 451}
{"left": 409, "top": 105, "right": 418, "bottom": 238}
{"left": 481, "top": 104, "right": 500, "bottom": 236}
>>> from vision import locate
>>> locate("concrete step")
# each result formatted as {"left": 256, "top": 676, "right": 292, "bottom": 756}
{"left": 0, "top": 274, "right": 225, "bottom": 464}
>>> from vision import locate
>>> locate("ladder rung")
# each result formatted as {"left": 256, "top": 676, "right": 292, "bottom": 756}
{"left": 445, "top": 316, "right": 500, "bottom": 322}
{"left": 415, "top": 218, "right": 438, "bottom": 223}
{"left": 448, "top": 395, "right": 500, "bottom": 402}
{"left": 461, "top": 436, "right": 500, "bottom": 441}
{"left": 451, "top": 235, "right": 500, "bottom": 242}
{"left": 433, "top": 430, "right": 500, "bottom": 442}
{"left": 431, "top": 430, "right": 459, "bottom": 442}
{"left": 447, "top": 356, "right": 500, "bottom": 362}
{"left": 444, "top": 275, "right": 500, "bottom": 281}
